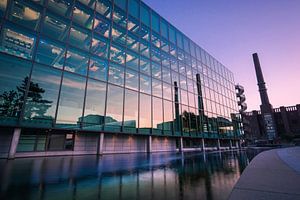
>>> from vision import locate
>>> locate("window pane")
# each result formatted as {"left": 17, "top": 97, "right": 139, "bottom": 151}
{"left": 0, "top": 0, "right": 7, "bottom": 18}
{"left": 163, "top": 100, "right": 173, "bottom": 131}
{"left": 113, "top": 6, "right": 127, "bottom": 29}
{"left": 112, "top": 25, "right": 126, "bottom": 45}
{"left": 162, "top": 83, "right": 172, "bottom": 101}
{"left": 140, "top": 74, "right": 151, "bottom": 94}
{"left": 47, "top": 0, "right": 73, "bottom": 18}
{"left": 95, "top": 0, "right": 111, "bottom": 19}
{"left": 176, "top": 31, "right": 183, "bottom": 49}
{"left": 126, "top": 50, "right": 139, "bottom": 70}
{"left": 105, "top": 84, "right": 123, "bottom": 125}
{"left": 128, "top": 0, "right": 139, "bottom": 19}
{"left": 139, "top": 24, "right": 150, "bottom": 41}
{"left": 182, "top": 105, "right": 190, "bottom": 133}
{"left": 68, "top": 26, "right": 91, "bottom": 51}
{"left": 139, "top": 40, "right": 150, "bottom": 58}
{"left": 83, "top": 79, "right": 106, "bottom": 128}
{"left": 139, "top": 94, "right": 151, "bottom": 128}
{"left": 0, "top": 54, "right": 31, "bottom": 119}
{"left": 72, "top": 3, "right": 94, "bottom": 29}
{"left": 169, "top": 26, "right": 176, "bottom": 44}
{"left": 9, "top": 1, "right": 42, "bottom": 31}
{"left": 152, "top": 62, "right": 161, "bottom": 79}
{"left": 88, "top": 56, "right": 108, "bottom": 81}
{"left": 151, "top": 12, "right": 160, "bottom": 33}
{"left": 64, "top": 48, "right": 88, "bottom": 76}
{"left": 110, "top": 44, "right": 125, "bottom": 65}
{"left": 114, "top": 0, "right": 126, "bottom": 10}
{"left": 160, "top": 19, "right": 168, "bottom": 39}
{"left": 126, "top": 32, "right": 139, "bottom": 52}
{"left": 140, "top": 57, "right": 150, "bottom": 75}
{"left": 23, "top": 64, "right": 61, "bottom": 123}
{"left": 152, "top": 79, "right": 162, "bottom": 98}
{"left": 123, "top": 89, "right": 138, "bottom": 128}
{"left": 41, "top": 13, "right": 70, "bottom": 41}
{"left": 108, "top": 63, "right": 124, "bottom": 86}
{"left": 0, "top": 26, "right": 36, "bottom": 60}
{"left": 35, "top": 38, "right": 66, "bottom": 69}
{"left": 181, "top": 90, "right": 188, "bottom": 105}
{"left": 56, "top": 72, "right": 85, "bottom": 126}
{"left": 93, "top": 14, "right": 110, "bottom": 38}
{"left": 140, "top": 4, "right": 150, "bottom": 26}
{"left": 91, "top": 35, "right": 108, "bottom": 58}
{"left": 125, "top": 69, "right": 138, "bottom": 91}
{"left": 162, "top": 67, "right": 171, "bottom": 83}
{"left": 153, "top": 97, "right": 163, "bottom": 130}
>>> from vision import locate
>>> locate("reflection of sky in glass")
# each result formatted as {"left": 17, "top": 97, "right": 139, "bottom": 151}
{"left": 106, "top": 84, "right": 123, "bottom": 122}
{"left": 139, "top": 93, "right": 151, "bottom": 128}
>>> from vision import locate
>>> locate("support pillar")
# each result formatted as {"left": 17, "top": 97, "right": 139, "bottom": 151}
{"left": 179, "top": 137, "right": 183, "bottom": 152}
{"left": 217, "top": 139, "right": 221, "bottom": 151}
{"left": 229, "top": 140, "right": 233, "bottom": 150}
{"left": 98, "top": 133, "right": 104, "bottom": 155}
{"left": 201, "top": 138, "right": 205, "bottom": 151}
{"left": 8, "top": 128, "right": 21, "bottom": 159}
{"left": 236, "top": 140, "right": 239, "bottom": 149}
{"left": 147, "top": 136, "right": 152, "bottom": 153}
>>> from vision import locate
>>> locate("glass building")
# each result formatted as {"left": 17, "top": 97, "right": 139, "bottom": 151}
{"left": 0, "top": 0, "right": 241, "bottom": 158}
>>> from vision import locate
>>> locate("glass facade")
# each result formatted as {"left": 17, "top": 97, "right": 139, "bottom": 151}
{"left": 0, "top": 0, "right": 241, "bottom": 140}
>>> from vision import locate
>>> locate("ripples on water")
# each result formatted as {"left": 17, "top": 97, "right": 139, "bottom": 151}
{"left": 0, "top": 150, "right": 260, "bottom": 200}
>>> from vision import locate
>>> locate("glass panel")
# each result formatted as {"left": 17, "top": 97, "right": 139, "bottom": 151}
{"left": 110, "top": 43, "right": 125, "bottom": 65}
{"left": 64, "top": 48, "right": 88, "bottom": 76}
{"left": 151, "top": 32, "right": 160, "bottom": 48}
{"left": 35, "top": 38, "right": 66, "bottom": 69}
{"left": 176, "top": 31, "right": 183, "bottom": 49}
{"left": 182, "top": 105, "right": 190, "bottom": 133}
{"left": 160, "top": 19, "right": 168, "bottom": 39}
{"left": 83, "top": 79, "right": 106, "bottom": 127}
{"left": 0, "top": 26, "right": 36, "bottom": 60}
{"left": 72, "top": 3, "right": 94, "bottom": 29}
{"left": 139, "top": 39, "right": 150, "bottom": 58}
{"left": 163, "top": 100, "right": 173, "bottom": 131}
{"left": 0, "top": 54, "right": 31, "bottom": 119}
{"left": 139, "top": 57, "right": 150, "bottom": 75}
{"left": 139, "top": 24, "right": 150, "bottom": 41}
{"left": 170, "top": 56, "right": 177, "bottom": 71}
{"left": 188, "top": 92, "right": 195, "bottom": 108}
{"left": 126, "top": 32, "right": 139, "bottom": 53}
{"left": 105, "top": 84, "right": 123, "bottom": 125}
{"left": 140, "top": 4, "right": 150, "bottom": 26}
{"left": 170, "top": 43, "right": 176, "bottom": 57}
{"left": 151, "top": 46, "right": 161, "bottom": 63}
{"left": 151, "top": 12, "right": 160, "bottom": 33}
{"left": 152, "top": 79, "right": 162, "bottom": 98}
{"left": 41, "top": 13, "right": 69, "bottom": 41}
{"left": 0, "top": 0, "right": 7, "bottom": 18}
{"left": 96, "top": 0, "right": 111, "bottom": 19}
{"left": 151, "top": 62, "right": 161, "bottom": 79}
{"left": 111, "top": 25, "right": 126, "bottom": 46}
{"left": 23, "top": 64, "right": 61, "bottom": 122}
{"left": 123, "top": 89, "right": 138, "bottom": 128}
{"left": 108, "top": 63, "right": 124, "bottom": 86}
{"left": 128, "top": 0, "right": 139, "bottom": 19}
{"left": 139, "top": 93, "right": 151, "bottom": 128}
{"left": 171, "top": 71, "right": 179, "bottom": 85}
{"left": 162, "top": 83, "right": 172, "bottom": 101}
{"left": 68, "top": 26, "right": 91, "bottom": 51}
{"left": 88, "top": 56, "right": 108, "bottom": 81}
{"left": 179, "top": 62, "right": 185, "bottom": 74}
{"left": 152, "top": 97, "right": 163, "bottom": 130}
{"left": 140, "top": 74, "right": 151, "bottom": 94}
{"left": 47, "top": 0, "right": 73, "bottom": 18}
{"left": 56, "top": 72, "right": 85, "bottom": 126}
{"left": 161, "top": 38, "right": 169, "bottom": 53}
{"left": 169, "top": 26, "right": 176, "bottom": 44}
{"left": 113, "top": 6, "right": 126, "bottom": 28}
{"left": 9, "top": 1, "right": 41, "bottom": 31}
{"left": 126, "top": 50, "right": 139, "bottom": 70}
{"left": 125, "top": 69, "right": 138, "bottom": 91}
{"left": 77, "top": 0, "right": 96, "bottom": 9}
{"left": 114, "top": 0, "right": 126, "bottom": 10}
{"left": 180, "top": 90, "right": 188, "bottom": 105}
{"left": 93, "top": 14, "right": 110, "bottom": 38}
{"left": 180, "top": 75, "right": 187, "bottom": 90}
{"left": 162, "top": 67, "right": 171, "bottom": 83}
{"left": 161, "top": 52, "right": 170, "bottom": 67}
{"left": 91, "top": 35, "right": 108, "bottom": 58}
{"left": 127, "top": 16, "right": 139, "bottom": 35}
{"left": 183, "top": 37, "right": 190, "bottom": 53}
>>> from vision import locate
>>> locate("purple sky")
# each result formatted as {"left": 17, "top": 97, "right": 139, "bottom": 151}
{"left": 143, "top": 0, "right": 300, "bottom": 111}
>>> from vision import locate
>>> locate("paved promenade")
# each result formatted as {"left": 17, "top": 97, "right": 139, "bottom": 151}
{"left": 228, "top": 147, "right": 300, "bottom": 200}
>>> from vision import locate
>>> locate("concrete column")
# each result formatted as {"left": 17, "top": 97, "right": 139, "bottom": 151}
{"left": 147, "top": 136, "right": 152, "bottom": 153}
{"left": 179, "top": 137, "right": 183, "bottom": 152}
{"left": 229, "top": 140, "right": 233, "bottom": 149}
{"left": 217, "top": 139, "right": 221, "bottom": 151}
{"left": 8, "top": 128, "right": 21, "bottom": 159}
{"left": 98, "top": 133, "right": 104, "bottom": 155}
{"left": 201, "top": 138, "right": 205, "bottom": 151}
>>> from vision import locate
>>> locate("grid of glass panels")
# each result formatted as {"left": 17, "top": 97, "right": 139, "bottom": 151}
{"left": 0, "top": 0, "right": 239, "bottom": 138}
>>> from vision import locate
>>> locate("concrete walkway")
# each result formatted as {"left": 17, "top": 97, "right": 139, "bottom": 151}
{"left": 228, "top": 147, "right": 300, "bottom": 200}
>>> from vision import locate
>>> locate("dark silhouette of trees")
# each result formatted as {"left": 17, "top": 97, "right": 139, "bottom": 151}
{"left": 0, "top": 76, "right": 52, "bottom": 119}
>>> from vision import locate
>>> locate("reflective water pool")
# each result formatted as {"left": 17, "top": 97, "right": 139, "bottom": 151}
{"left": 0, "top": 150, "right": 259, "bottom": 200}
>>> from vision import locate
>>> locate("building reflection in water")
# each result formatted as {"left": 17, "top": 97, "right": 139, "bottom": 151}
{"left": 0, "top": 151, "right": 257, "bottom": 200}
